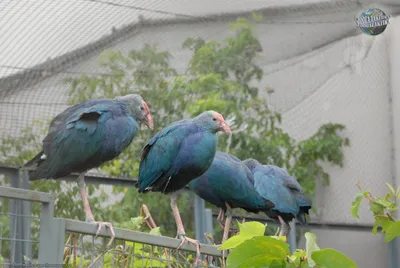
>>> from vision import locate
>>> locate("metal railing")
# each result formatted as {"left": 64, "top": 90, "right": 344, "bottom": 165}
{"left": 0, "top": 185, "right": 222, "bottom": 267}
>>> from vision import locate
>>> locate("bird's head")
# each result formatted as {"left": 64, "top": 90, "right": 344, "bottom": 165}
{"left": 115, "top": 94, "right": 154, "bottom": 130}
{"left": 242, "top": 158, "right": 260, "bottom": 171}
{"left": 195, "top": 111, "right": 231, "bottom": 134}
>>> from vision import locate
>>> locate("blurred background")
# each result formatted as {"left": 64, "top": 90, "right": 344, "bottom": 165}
{"left": 0, "top": 0, "right": 400, "bottom": 267}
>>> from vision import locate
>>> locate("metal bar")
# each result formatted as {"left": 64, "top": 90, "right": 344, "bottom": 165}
{"left": 216, "top": 212, "right": 379, "bottom": 232}
{"left": 38, "top": 194, "right": 56, "bottom": 264}
{"left": 20, "top": 169, "right": 32, "bottom": 262}
{"left": 0, "top": 186, "right": 51, "bottom": 203}
{"left": 204, "top": 208, "right": 214, "bottom": 245}
{"left": 9, "top": 172, "right": 20, "bottom": 264}
{"left": 194, "top": 195, "right": 206, "bottom": 244}
{"left": 64, "top": 219, "right": 222, "bottom": 257}
{"left": 288, "top": 221, "right": 296, "bottom": 254}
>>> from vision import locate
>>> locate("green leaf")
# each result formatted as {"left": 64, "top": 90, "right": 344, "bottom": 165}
{"left": 237, "top": 221, "right": 266, "bottom": 237}
{"left": 149, "top": 226, "right": 161, "bottom": 236}
{"left": 375, "top": 198, "right": 393, "bottom": 208}
{"left": 369, "top": 201, "right": 385, "bottom": 214}
{"left": 372, "top": 215, "right": 393, "bottom": 234}
{"left": 384, "top": 221, "right": 400, "bottom": 242}
{"left": 219, "top": 221, "right": 267, "bottom": 250}
{"left": 351, "top": 192, "right": 366, "bottom": 218}
{"left": 219, "top": 235, "right": 253, "bottom": 250}
{"left": 226, "top": 236, "right": 290, "bottom": 268}
{"left": 387, "top": 183, "right": 395, "bottom": 195}
{"left": 311, "top": 248, "right": 358, "bottom": 268}
{"left": 305, "top": 232, "right": 320, "bottom": 267}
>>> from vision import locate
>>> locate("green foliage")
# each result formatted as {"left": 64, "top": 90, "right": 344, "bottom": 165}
{"left": 351, "top": 182, "right": 400, "bottom": 242}
{"left": 0, "top": 15, "right": 349, "bottom": 242}
{"left": 220, "top": 221, "right": 357, "bottom": 268}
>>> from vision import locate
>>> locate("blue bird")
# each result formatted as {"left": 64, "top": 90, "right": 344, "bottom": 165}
{"left": 188, "top": 151, "right": 275, "bottom": 244}
{"left": 24, "top": 94, "right": 154, "bottom": 247}
{"left": 136, "top": 111, "right": 231, "bottom": 262}
{"left": 242, "top": 159, "right": 312, "bottom": 237}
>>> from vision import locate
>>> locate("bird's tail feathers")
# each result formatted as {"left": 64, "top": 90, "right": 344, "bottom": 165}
{"left": 23, "top": 151, "right": 50, "bottom": 180}
{"left": 24, "top": 151, "right": 44, "bottom": 168}
{"left": 296, "top": 206, "right": 311, "bottom": 225}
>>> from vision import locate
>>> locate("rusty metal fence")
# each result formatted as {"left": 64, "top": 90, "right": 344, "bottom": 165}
{"left": 0, "top": 184, "right": 222, "bottom": 267}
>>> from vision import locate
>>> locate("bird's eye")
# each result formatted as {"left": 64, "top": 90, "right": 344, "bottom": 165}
{"left": 140, "top": 106, "right": 145, "bottom": 111}
{"left": 212, "top": 118, "right": 217, "bottom": 121}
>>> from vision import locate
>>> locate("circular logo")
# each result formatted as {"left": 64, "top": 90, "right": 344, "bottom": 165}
{"left": 355, "top": 8, "right": 390, "bottom": 36}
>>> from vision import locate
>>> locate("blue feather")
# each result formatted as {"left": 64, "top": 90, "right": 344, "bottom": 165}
{"left": 28, "top": 99, "right": 139, "bottom": 179}
{"left": 245, "top": 160, "right": 312, "bottom": 224}
{"left": 188, "top": 151, "right": 274, "bottom": 213}
{"left": 138, "top": 115, "right": 220, "bottom": 193}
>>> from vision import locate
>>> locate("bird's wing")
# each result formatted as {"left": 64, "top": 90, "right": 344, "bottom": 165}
{"left": 41, "top": 102, "right": 113, "bottom": 173}
{"left": 253, "top": 168, "right": 298, "bottom": 215}
{"left": 138, "top": 119, "right": 189, "bottom": 191}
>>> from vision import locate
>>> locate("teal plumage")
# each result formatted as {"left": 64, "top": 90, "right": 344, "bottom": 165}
{"left": 26, "top": 95, "right": 153, "bottom": 180}
{"left": 136, "top": 110, "right": 231, "bottom": 261}
{"left": 137, "top": 111, "right": 231, "bottom": 193}
{"left": 243, "top": 159, "right": 312, "bottom": 225}
{"left": 188, "top": 151, "right": 274, "bottom": 214}
{"left": 24, "top": 94, "right": 154, "bottom": 248}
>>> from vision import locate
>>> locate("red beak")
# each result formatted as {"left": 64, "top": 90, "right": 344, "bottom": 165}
{"left": 143, "top": 101, "right": 154, "bottom": 130}
{"left": 219, "top": 120, "right": 231, "bottom": 134}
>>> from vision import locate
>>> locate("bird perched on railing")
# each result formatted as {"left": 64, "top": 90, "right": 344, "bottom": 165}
{"left": 187, "top": 151, "right": 275, "bottom": 245}
{"left": 242, "top": 159, "right": 312, "bottom": 237}
{"left": 24, "top": 94, "right": 154, "bottom": 247}
{"left": 136, "top": 110, "right": 231, "bottom": 264}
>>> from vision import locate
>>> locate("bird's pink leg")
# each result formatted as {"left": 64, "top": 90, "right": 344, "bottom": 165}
{"left": 77, "top": 173, "right": 115, "bottom": 248}
{"left": 217, "top": 208, "right": 239, "bottom": 233}
{"left": 221, "top": 203, "right": 232, "bottom": 267}
{"left": 278, "top": 215, "right": 291, "bottom": 239}
{"left": 217, "top": 209, "right": 225, "bottom": 229}
{"left": 170, "top": 192, "right": 201, "bottom": 264}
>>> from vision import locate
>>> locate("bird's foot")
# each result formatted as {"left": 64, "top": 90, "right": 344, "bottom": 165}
{"left": 90, "top": 221, "right": 116, "bottom": 248}
{"left": 176, "top": 233, "right": 201, "bottom": 264}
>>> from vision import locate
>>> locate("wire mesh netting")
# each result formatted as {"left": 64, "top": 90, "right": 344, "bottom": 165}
{"left": 63, "top": 232, "right": 222, "bottom": 268}
{"left": 0, "top": 196, "right": 40, "bottom": 265}
{"left": 1, "top": 1, "right": 400, "bottom": 267}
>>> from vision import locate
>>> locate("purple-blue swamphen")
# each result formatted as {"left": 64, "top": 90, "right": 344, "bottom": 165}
{"left": 24, "top": 94, "right": 154, "bottom": 247}
{"left": 242, "top": 158, "right": 312, "bottom": 237}
{"left": 187, "top": 151, "right": 275, "bottom": 244}
{"left": 136, "top": 111, "right": 231, "bottom": 262}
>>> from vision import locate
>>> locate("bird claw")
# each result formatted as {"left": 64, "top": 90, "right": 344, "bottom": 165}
{"left": 176, "top": 234, "right": 201, "bottom": 264}
{"left": 92, "top": 221, "right": 116, "bottom": 248}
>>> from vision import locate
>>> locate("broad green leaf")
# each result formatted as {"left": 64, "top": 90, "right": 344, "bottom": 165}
{"left": 270, "top": 235, "right": 287, "bottom": 242}
{"left": 226, "top": 236, "right": 290, "bottom": 268}
{"left": 311, "top": 248, "right": 357, "bottom": 268}
{"left": 372, "top": 215, "right": 393, "bottom": 234}
{"left": 219, "top": 234, "right": 253, "bottom": 250}
{"left": 387, "top": 183, "right": 395, "bottom": 195}
{"left": 237, "top": 221, "right": 266, "bottom": 237}
{"left": 351, "top": 192, "right": 366, "bottom": 218}
{"left": 289, "top": 249, "right": 307, "bottom": 266}
{"left": 375, "top": 198, "right": 393, "bottom": 208}
{"left": 384, "top": 221, "right": 400, "bottom": 242}
{"left": 305, "top": 232, "right": 320, "bottom": 267}
{"left": 369, "top": 201, "right": 385, "bottom": 214}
